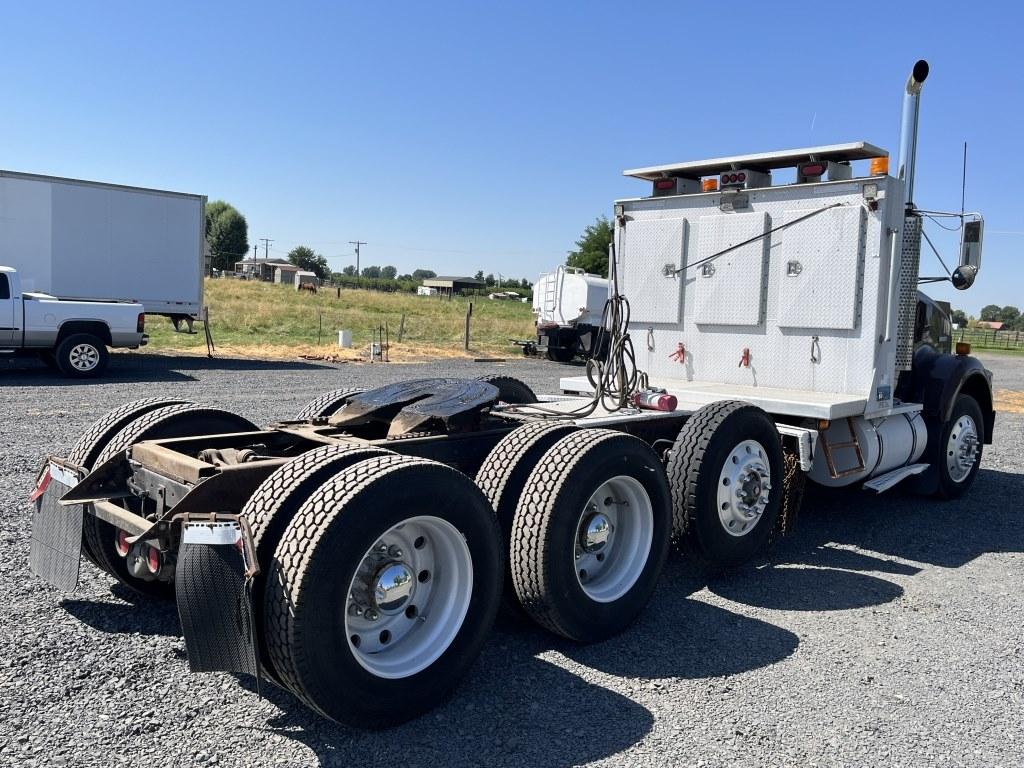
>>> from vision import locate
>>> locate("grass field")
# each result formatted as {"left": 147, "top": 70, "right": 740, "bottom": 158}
{"left": 145, "top": 278, "right": 536, "bottom": 360}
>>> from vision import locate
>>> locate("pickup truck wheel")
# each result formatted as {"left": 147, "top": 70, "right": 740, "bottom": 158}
{"left": 510, "top": 429, "right": 671, "bottom": 642}
{"left": 55, "top": 334, "right": 109, "bottom": 378}
{"left": 66, "top": 398, "right": 193, "bottom": 566}
{"left": 476, "top": 422, "right": 576, "bottom": 620}
{"left": 294, "top": 388, "right": 365, "bottom": 420}
{"left": 264, "top": 455, "right": 502, "bottom": 727}
{"left": 666, "top": 401, "right": 783, "bottom": 568}
{"left": 82, "top": 404, "right": 257, "bottom": 597}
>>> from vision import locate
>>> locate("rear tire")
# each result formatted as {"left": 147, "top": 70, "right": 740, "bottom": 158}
{"left": 477, "top": 375, "right": 538, "bottom": 404}
{"left": 510, "top": 429, "right": 671, "bottom": 642}
{"left": 294, "top": 388, "right": 365, "bottom": 420}
{"left": 67, "top": 398, "right": 192, "bottom": 566}
{"left": 264, "top": 455, "right": 502, "bottom": 727}
{"left": 666, "top": 401, "right": 783, "bottom": 568}
{"left": 476, "top": 422, "right": 577, "bottom": 619}
{"left": 82, "top": 404, "right": 257, "bottom": 597}
{"left": 238, "top": 443, "right": 393, "bottom": 681}
{"left": 55, "top": 333, "right": 109, "bottom": 378}
{"left": 547, "top": 346, "right": 576, "bottom": 363}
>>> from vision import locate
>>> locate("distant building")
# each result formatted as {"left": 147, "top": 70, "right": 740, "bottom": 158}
{"left": 976, "top": 321, "right": 1005, "bottom": 331}
{"left": 420, "top": 276, "right": 486, "bottom": 297}
{"left": 234, "top": 258, "right": 294, "bottom": 282}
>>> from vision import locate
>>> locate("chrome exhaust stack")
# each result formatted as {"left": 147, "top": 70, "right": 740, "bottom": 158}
{"left": 897, "top": 59, "right": 929, "bottom": 208}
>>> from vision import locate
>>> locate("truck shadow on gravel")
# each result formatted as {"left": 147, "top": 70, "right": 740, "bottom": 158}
{"left": 238, "top": 649, "right": 655, "bottom": 768}
{"left": 705, "top": 467, "right": 1024, "bottom": 610}
{"left": 60, "top": 584, "right": 181, "bottom": 637}
{"left": 0, "top": 353, "right": 334, "bottom": 384}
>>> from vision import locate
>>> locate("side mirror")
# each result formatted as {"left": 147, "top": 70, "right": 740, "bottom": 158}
{"left": 960, "top": 219, "right": 983, "bottom": 270}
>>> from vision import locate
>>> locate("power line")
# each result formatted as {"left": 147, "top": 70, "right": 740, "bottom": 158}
{"left": 349, "top": 240, "right": 366, "bottom": 275}
{"left": 258, "top": 237, "right": 274, "bottom": 261}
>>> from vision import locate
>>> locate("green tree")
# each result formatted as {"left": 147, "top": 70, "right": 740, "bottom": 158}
{"left": 950, "top": 309, "right": 968, "bottom": 327}
{"left": 287, "top": 245, "right": 330, "bottom": 280}
{"left": 567, "top": 215, "right": 612, "bottom": 277}
{"left": 342, "top": 265, "right": 357, "bottom": 276}
{"left": 362, "top": 265, "right": 382, "bottom": 279}
{"left": 474, "top": 270, "right": 485, "bottom": 281}
{"left": 205, "top": 200, "right": 249, "bottom": 271}
{"left": 381, "top": 265, "right": 398, "bottom": 280}
{"left": 412, "top": 269, "right": 436, "bottom": 280}
{"left": 979, "top": 304, "right": 1001, "bottom": 322}
{"left": 997, "top": 305, "right": 1021, "bottom": 326}
{"left": 485, "top": 273, "right": 495, "bottom": 287}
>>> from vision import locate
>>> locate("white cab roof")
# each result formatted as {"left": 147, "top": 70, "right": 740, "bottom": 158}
{"left": 624, "top": 141, "right": 887, "bottom": 180}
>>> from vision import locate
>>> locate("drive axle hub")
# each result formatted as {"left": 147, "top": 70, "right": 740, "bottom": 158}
{"left": 372, "top": 562, "right": 415, "bottom": 613}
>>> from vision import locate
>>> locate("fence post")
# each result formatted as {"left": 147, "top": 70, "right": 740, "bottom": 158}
{"left": 398, "top": 313, "right": 406, "bottom": 342}
{"left": 464, "top": 302, "right": 473, "bottom": 350}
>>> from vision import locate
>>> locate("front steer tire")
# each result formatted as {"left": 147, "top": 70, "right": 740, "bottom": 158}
{"left": 666, "top": 400, "right": 783, "bottom": 568}
{"left": 263, "top": 455, "right": 503, "bottom": 728}
{"left": 510, "top": 429, "right": 671, "bottom": 643}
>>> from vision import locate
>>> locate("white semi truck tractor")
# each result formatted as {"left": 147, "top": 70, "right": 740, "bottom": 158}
{"left": 30, "top": 60, "right": 993, "bottom": 728}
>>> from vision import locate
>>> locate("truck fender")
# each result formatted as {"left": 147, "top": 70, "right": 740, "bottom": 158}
{"left": 900, "top": 347, "right": 994, "bottom": 444}
{"left": 56, "top": 320, "right": 113, "bottom": 347}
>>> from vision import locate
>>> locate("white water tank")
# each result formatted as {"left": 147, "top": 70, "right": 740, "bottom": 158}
{"left": 532, "top": 266, "right": 608, "bottom": 326}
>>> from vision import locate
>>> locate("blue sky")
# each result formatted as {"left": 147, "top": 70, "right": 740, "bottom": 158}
{"left": 2, "top": 1, "right": 1020, "bottom": 313}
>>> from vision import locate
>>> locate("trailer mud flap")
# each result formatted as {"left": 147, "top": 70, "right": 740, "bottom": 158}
{"left": 29, "top": 465, "right": 83, "bottom": 592}
{"left": 175, "top": 521, "right": 260, "bottom": 681}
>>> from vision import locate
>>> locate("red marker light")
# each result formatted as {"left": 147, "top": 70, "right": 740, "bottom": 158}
{"left": 655, "top": 179, "right": 675, "bottom": 190}
{"left": 737, "top": 172, "right": 746, "bottom": 182}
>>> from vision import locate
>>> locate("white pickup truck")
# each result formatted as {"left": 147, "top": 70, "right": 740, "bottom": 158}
{"left": 0, "top": 266, "right": 147, "bottom": 377}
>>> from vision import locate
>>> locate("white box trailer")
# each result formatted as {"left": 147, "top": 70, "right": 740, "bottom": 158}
{"left": 0, "top": 170, "right": 205, "bottom": 318}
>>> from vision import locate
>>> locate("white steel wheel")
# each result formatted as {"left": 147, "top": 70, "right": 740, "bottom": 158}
{"left": 716, "top": 439, "right": 772, "bottom": 538}
{"left": 573, "top": 475, "right": 654, "bottom": 603}
{"left": 945, "top": 413, "right": 980, "bottom": 484}
{"left": 69, "top": 343, "right": 101, "bottom": 372}
{"left": 344, "top": 515, "right": 473, "bottom": 679}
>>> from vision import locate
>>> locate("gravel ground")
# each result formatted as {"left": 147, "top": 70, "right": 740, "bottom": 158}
{"left": 0, "top": 352, "right": 1021, "bottom": 767}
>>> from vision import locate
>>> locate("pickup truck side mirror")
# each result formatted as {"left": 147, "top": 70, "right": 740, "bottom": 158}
{"left": 952, "top": 218, "right": 983, "bottom": 290}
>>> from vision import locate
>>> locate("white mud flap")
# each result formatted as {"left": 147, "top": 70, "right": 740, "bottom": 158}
{"left": 175, "top": 520, "right": 261, "bottom": 682}
{"left": 29, "top": 462, "right": 84, "bottom": 592}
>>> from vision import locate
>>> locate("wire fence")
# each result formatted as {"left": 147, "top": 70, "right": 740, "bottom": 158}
{"left": 957, "top": 327, "right": 1024, "bottom": 350}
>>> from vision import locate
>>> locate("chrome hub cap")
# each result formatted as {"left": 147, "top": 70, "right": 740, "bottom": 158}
{"left": 717, "top": 439, "right": 771, "bottom": 537}
{"left": 573, "top": 475, "right": 653, "bottom": 603}
{"left": 946, "top": 414, "right": 979, "bottom": 483}
{"left": 345, "top": 516, "right": 473, "bottom": 679}
{"left": 69, "top": 344, "right": 100, "bottom": 371}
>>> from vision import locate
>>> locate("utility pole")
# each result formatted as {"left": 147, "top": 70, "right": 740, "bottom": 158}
{"left": 258, "top": 238, "right": 273, "bottom": 261}
{"left": 349, "top": 240, "right": 366, "bottom": 276}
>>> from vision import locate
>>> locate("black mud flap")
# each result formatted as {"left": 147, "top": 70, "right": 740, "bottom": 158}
{"left": 29, "top": 463, "right": 83, "bottom": 592}
{"left": 175, "top": 521, "right": 261, "bottom": 682}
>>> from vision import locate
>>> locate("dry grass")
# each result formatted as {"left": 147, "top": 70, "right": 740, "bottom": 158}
{"left": 994, "top": 389, "right": 1024, "bottom": 414}
{"left": 146, "top": 279, "right": 535, "bottom": 359}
